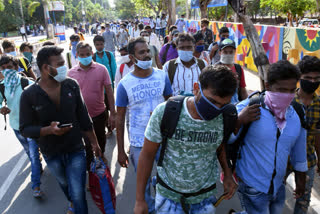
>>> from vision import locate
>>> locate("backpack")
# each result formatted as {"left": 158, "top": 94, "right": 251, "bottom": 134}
{"left": 157, "top": 96, "right": 237, "bottom": 212}
{"left": 227, "top": 91, "right": 306, "bottom": 172}
{"left": 0, "top": 77, "right": 29, "bottom": 130}
{"left": 167, "top": 58, "right": 206, "bottom": 84}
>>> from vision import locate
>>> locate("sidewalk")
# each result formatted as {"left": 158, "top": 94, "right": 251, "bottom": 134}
{"left": 243, "top": 68, "right": 320, "bottom": 214}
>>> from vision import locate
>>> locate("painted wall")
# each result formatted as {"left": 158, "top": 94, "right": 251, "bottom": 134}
{"left": 185, "top": 21, "right": 320, "bottom": 72}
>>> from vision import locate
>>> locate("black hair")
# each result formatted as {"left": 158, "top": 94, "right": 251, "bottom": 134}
{"left": 128, "top": 37, "right": 147, "bottom": 55}
{"left": 169, "top": 25, "right": 177, "bottom": 32}
{"left": 297, "top": 55, "right": 320, "bottom": 74}
{"left": 199, "top": 65, "right": 237, "bottom": 97}
{"left": 219, "top": 27, "right": 229, "bottom": 35}
{"left": 201, "top": 18, "right": 209, "bottom": 25}
{"left": 0, "top": 54, "right": 19, "bottom": 67}
{"left": 267, "top": 60, "right": 301, "bottom": 85}
{"left": 42, "top": 41, "right": 55, "bottom": 46}
{"left": 144, "top": 25, "right": 151, "bottom": 30}
{"left": 2, "top": 39, "right": 15, "bottom": 50}
{"left": 193, "top": 33, "right": 204, "bottom": 43}
{"left": 140, "top": 30, "right": 149, "bottom": 36}
{"left": 176, "top": 33, "right": 196, "bottom": 46}
{"left": 70, "top": 34, "right": 80, "bottom": 40}
{"left": 93, "top": 35, "right": 104, "bottom": 44}
{"left": 76, "top": 42, "right": 92, "bottom": 53}
{"left": 119, "top": 45, "right": 128, "bottom": 53}
{"left": 20, "top": 42, "right": 32, "bottom": 52}
{"left": 138, "top": 23, "right": 144, "bottom": 30}
{"left": 101, "top": 26, "right": 105, "bottom": 29}
{"left": 37, "top": 46, "right": 64, "bottom": 71}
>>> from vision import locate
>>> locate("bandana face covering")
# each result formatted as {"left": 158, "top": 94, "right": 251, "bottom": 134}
{"left": 1, "top": 69, "right": 21, "bottom": 97}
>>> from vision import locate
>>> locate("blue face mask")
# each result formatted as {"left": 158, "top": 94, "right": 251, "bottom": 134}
{"left": 71, "top": 41, "right": 78, "bottom": 47}
{"left": 178, "top": 50, "right": 194, "bottom": 62}
{"left": 49, "top": 65, "right": 68, "bottom": 82}
{"left": 97, "top": 49, "right": 104, "bottom": 53}
{"left": 195, "top": 45, "right": 205, "bottom": 53}
{"left": 194, "top": 85, "right": 225, "bottom": 120}
{"left": 78, "top": 56, "right": 92, "bottom": 66}
{"left": 7, "top": 51, "right": 17, "bottom": 57}
{"left": 135, "top": 58, "right": 152, "bottom": 70}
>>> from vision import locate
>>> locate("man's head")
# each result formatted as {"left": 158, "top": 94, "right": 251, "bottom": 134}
{"left": 219, "top": 38, "right": 236, "bottom": 65}
{"left": 101, "top": 26, "right": 105, "bottom": 31}
{"left": 20, "top": 42, "right": 32, "bottom": 53}
{"left": 138, "top": 23, "right": 144, "bottom": 31}
{"left": 37, "top": 46, "right": 65, "bottom": 80}
{"left": 169, "top": 25, "right": 177, "bottom": 34}
{"left": 42, "top": 41, "right": 55, "bottom": 46}
{"left": 266, "top": 60, "right": 301, "bottom": 93}
{"left": 128, "top": 37, "right": 151, "bottom": 63}
{"left": 140, "top": 30, "right": 150, "bottom": 44}
{"left": 105, "top": 23, "right": 110, "bottom": 29}
{"left": 93, "top": 35, "right": 105, "bottom": 52}
{"left": 193, "top": 33, "right": 205, "bottom": 53}
{"left": 171, "top": 30, "right": 179, "bottom": 43}
{"left": 201, "top": 19, "right": 210, "bottom": 30}
{"left": 119, "top": 45, "right": 129, "bottom": 56}
{"left": 297, "top": 56, "right": 320, "bottom": 94}
{"left": 181, "top": 14, "right": 185, "bottom": 19}
{"left": 119, "top": 45, "right": 132, "bottom": 65}
{"left": 176, "top": 33, "right": 196, "bottom": 62}
{"left": 70, "top": 34, "right": 80, "bottom": 43}
{"left": 2, "top": 40, "right": 15, "bottom": 55}
{"left": 0, "top": 54, "right": 19, "bottom": 72}
{"left": 194, "top": 65, "right": 238, "bottom": 108}
{"left": 76, "top": 42, "right": 93, "bottom": 66}
{"left": 219, "top": 27, "right": 229, "bottom": 39}
{"left": 144, "top": 25, "right": 152, "bottom": 35}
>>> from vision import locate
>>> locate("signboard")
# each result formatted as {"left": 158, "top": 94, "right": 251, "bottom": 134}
{"left": 48, "top": 1, "right": 65, "bottom": 11}
{"left": 191, "top": 0, "right": 228, "bottom": 9}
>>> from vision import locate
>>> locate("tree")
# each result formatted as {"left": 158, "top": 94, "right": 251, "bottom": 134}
{"left": 200, "top": 0, "right": 211, "bottom": 18}
{"left": 260, "top": 0, "right": 316, "bottom": 26}
{"left": 115, "top": 0, "right": 137, "bottom": 20}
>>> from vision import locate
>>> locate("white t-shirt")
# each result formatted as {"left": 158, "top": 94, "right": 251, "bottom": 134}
{"left": 20, "top": 27, "right": 26, "bottom": 34}
{"left": 115, "top": 63, "right": 134, "bottom": 87}
{"left": 163, "top": 57, "right": 207, "bottom": 96}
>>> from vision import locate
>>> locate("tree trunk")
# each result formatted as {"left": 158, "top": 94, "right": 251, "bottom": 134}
{"left": 227, "top": 0, "right": 269, "bottom": 90}
{"left": 185, "top": 0, "right": 189, "bottom": 19}
{"left": 19, "top": 0, "right": 26, "bottom": 32}
{"left": 200, "top": 0, "right": 210, "bottom": 19}
{"left": 43, "top": 1, "right": 50, "bottom": 39}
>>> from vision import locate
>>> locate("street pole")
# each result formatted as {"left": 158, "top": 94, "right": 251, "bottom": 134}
{"left": 19, "top": 0, "right": 26, "bottom": 34}
{"left": 185, "top": 0, "right": 189, "bottom": 19}
{"left": 43, "top": 1, "right": 50, "bottom": 39}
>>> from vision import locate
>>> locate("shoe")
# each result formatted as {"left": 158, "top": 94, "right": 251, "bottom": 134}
{"left": 33, "top": 189, "right": 43, "bottom": 198}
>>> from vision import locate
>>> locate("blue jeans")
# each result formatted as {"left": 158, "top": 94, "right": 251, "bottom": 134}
{"left": 13, "top": 129, "right": 42, "bottom": 190}
{"left": 155, "top": 193, "right": 217, "bottom": 214}
{"left": 160, "top": 28, "right": 166, "bottom": 39}
{"left": 130, "top": 145, "right": 160, "bottom": 213}
{"left": 43, "top": 150, "right": 88, "bottom": 214}
{"left": 293, "top": 166, "right": 315, "bottom": 214}
{"left": 237, "top": 181, "right": 285, "bottom": 214}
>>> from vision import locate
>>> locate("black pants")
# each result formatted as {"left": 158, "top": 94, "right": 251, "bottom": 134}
{"left": 84, "top": 111, "right": 106, "bottom": 170}
{"left": 21, "top": 33, "right": 28, "bottom": 41}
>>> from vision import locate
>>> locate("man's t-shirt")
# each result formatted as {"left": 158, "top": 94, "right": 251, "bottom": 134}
{"left": 116, "top": 69, "right": 172, "bottom": 147}
{"left": 145, "top": 98, "right": 223, "bottom": 204}
{"left": 149, "top": 45, "right": 159, "bottom": 68}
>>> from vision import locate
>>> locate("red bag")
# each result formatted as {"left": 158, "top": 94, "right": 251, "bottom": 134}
{"left": 89, "top": 158, "right": 116, "bottom": 214}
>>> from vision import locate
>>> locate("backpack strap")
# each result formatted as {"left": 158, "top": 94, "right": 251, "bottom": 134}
{"left": 20, "top": 77, "right": 29, "bottom": 90}
{"left": 19, "top": 57, "right": 28, "bottom": 73}
{"left": 162, "top": 44, "right": 171, "bottom": 65}
{"left": 105, "top": 51, "right": 112, "bottom": 71}
{"left": 66, "top": 52, "right": 72, "bottom": 69}
{"left": 120, "top": 64, "right": 125, "bottom": 78}
{"left": 158, "top": 95, "right": 186, "bottom": 167}
{"left": 168, "top": 59, "right": 178, "bottom": 84}
{"left": 196, "top": 58, "right": 206, "bottom": 71}
{"left": 291, "top": 100, "right": 307, "bottom": 129}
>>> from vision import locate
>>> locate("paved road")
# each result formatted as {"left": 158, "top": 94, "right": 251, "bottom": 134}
{"left": 0, "top": 32, "right": 319, "bottom": 214}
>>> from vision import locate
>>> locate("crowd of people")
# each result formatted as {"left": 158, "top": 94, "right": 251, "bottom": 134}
{"left": 0, "top": 16, "right": 319, "bottom": 214}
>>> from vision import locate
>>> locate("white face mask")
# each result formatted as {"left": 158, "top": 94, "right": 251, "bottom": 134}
{"left": 119, "top": 55, "right": 131, "bottom": 64}
{"left": 220, "top": 54, "right": 235, "bottom": 65}
{"left": 143, "top": 36, "right": 150, "bottom": 43}
{"left": 135, "top": 58, "right": 152, "bottom": 70}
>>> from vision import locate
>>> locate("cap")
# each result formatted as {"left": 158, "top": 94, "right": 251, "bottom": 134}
{"left": 219, "top": 38, "right": 236, "bottom": 50}
{"left": 172, "top": 30, "right": 179, "bottom": 36}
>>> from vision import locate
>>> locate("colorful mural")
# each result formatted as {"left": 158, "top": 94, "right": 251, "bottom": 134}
{"left": 185, "top": 20, "right": 320, "bottom": 72}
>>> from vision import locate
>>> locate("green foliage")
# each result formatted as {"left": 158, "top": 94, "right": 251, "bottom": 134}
{"left": 28, "top": 1, "right": 41, "bottom": 17}
{"left": 207, "top": 4, "right": 233, "bottom": 21}
{"left": 0, "top": 0, "right": 22, "bottom": 32}
{"left": 115, "top": 0, "right": 137, "bottom": 20}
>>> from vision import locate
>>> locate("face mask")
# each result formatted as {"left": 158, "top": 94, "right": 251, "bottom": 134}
{"left": 78, "top": 55, "right": 92, "bottom": 66}
{"left": 178, "top": 50, "right": 194, "bottom": 62}
{"left": 220, "top": 54, "right": 234, "bottom": 64}
{"left": 195, "top": 45, "right": 205, "bottom": 53}
{"left": 300, "top": 79, "right": 320, "bottom": 94}
{"left": 71, "top": 41, "right": 78, "bottom": 47}
{"left": 23, "top": 52, "right": 33, "bottom": 62}
{"left": 6, "top": 51, "right": 17, "bottom": 57}
{"left": 135, "top": 58, "right": 152, "bottom": 70}
{"left": 97, "top": 49, "right": 104, "bottom": 53}
{"left": 1, "top": 69, "right": 20, "bottom": 97}
{"left": 49, "top": 65, "right": 68, "bottom": 82}
{"left": 194, "top": 85, "right": 225, "bottom": 120}
{"left": 119, "top": 55, "right": 131, "bottom": 64}
{"left": 264, "top": 91, "right": 295, "bottom": 130}
{"left": 143, "top": 36, "right": 150, "bottom": 42}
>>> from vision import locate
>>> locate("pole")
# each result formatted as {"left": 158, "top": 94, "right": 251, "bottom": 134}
{"left": 43, "top": 1, "right": 50, "bottom": 39}
{"left": 19, "top": 0, "right": 26, "bottom": 35}
{"left": 224, "top": 2, "right": 228, "bottom": 21}
{"left": 185, "top": 0, "right": 189, "bottom": 19}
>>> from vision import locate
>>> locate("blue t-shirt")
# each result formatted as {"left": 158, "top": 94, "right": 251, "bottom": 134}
{"left": 116, "top": 68, "right": 172, "bottom": 147}
{"left": 95, "top": 51, "right": 117, "bottom": 89}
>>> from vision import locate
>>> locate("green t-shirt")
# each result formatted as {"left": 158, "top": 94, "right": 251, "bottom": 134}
{"left": 145, "top": 98, "right": 223, "bottom": 204}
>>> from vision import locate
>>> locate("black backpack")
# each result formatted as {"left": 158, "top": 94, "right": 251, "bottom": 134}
{"left": 0, "top": 77, "right": 29, "bottom": 130}
{"left": 156, "top": 96, "right": 238, "bottom": 213}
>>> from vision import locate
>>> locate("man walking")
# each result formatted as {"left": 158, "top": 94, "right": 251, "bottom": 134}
{"left": 175, "top": 14, "right": 187, "bottom": 33}
{"left": 102, "top": 23, "right": 118, "bottom": 56}
{"left": 20, "top": 25, "right": 28, "bottom": 42}
{"left": 159, "top": 29, "right": 179, "bottom": 65}
{"left": 20, "top": 46, "right": 102, "bottom": 214}
{"left": 116, "top": 37, "right": 172, "bottom": 214}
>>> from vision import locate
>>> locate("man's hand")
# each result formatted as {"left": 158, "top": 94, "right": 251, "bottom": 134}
{"left": 134, "top": 200, "right": 148, "bottom": 214}
{"left": 108, "top": 113, "right": 116, "bottom": 130}
{"left": 49, "top": 122, "right": 72, "bottom": 136}
{"left": 118, "top": 150, "right": 129, "bottom": 168}
{"left": 0, "top": 106, "right": 11, "bottom": 115}
{"left": 223, "top": 175, "right": 238, "bottom": 200}
{"left": 211, "top": 44, "right": 219, "bottom": 52}
{"left": 92, "top": 143, "right": 102, "bottom": 158}
{"left": 238, "top": 104, "right": 261, "bottom": 125}
{"left": 294, "top": 171, "right": 306, "bottom": 199}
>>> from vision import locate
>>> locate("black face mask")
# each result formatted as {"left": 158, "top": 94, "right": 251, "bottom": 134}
{"left": 300, "top": 79, "right": 320, "bottom": 94}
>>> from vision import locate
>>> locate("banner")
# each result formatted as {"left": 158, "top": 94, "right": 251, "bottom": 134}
{"left": 191, "top": 0, "right": 228, "bottom": 9}
{"left": 48, "top": 1, "right": 65, "bottom": 11}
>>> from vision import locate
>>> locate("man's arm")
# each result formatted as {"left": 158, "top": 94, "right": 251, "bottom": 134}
{"left": 154, "top": 48, "right": 163, "bottom": 69}
{"left": 84, "top": 129, "right": 102, "bottom": 157}
{"left": 134, "top": 139, "right": 160, "bottom": 214}
{"left": 116, "top": 106, "right": 128, "bottom": 167}
{"left": 105, "top": 84, "right": 116, "bottom": 129}
{"left": 239, "top": 88, "right": 248, "bottom": 101}
{"left": 27, "top": 67, "right": 36, "bottom": 80}
{"left": 110, "top": 52, "right": 117, "bottom": 80}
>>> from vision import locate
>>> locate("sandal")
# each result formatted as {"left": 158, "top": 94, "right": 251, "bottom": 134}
{"left": 33, "top": 189, "right": 43, "bottom": 198}
{"left": 67, "top": 203, "right": 74, "bottom": 214}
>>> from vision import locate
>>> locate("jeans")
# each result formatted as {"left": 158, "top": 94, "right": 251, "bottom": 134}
{"left": 160, "top": 28, "right": 166, "bottom": 39}
{"left": 155, "top": 193, "right": 217, "bottom": 214}
{"left": 13, "top": 129, "right": 42, "bottom": 190}
{"left": 43, "top": 150, "right": 88, "bottom": 214}
{"left": 130, "top": 145, "right": 160, "bottom": 213}
{"left": 293, "top": 166, "right": 315, "bottom": 214}
{"left": 237, "top": 181, "right": 285, "bottom": 214}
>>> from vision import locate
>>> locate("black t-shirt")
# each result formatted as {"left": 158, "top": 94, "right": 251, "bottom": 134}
{"left": 19, "top": 78, "right": 93, "bottom": 157}
{"left": 18, "top": 57, "right": 32, "bottom": 77}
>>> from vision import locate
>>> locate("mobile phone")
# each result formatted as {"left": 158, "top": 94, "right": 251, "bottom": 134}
{"left": 58, "top": 123, "right": 72, "bottom": 128}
